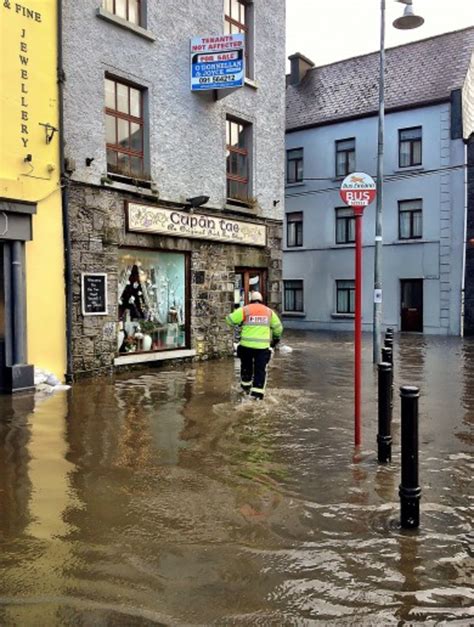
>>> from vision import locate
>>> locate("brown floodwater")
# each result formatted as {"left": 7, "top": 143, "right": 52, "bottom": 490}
{"left": 0, "top": 331, "right": 472, "bottom": 625}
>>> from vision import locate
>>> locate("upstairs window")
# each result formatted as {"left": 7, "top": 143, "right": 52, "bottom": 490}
{"left": 335, "top": 207, "right": 355, "bottom": 244}
{"left": 226, "top": 118, "right": 250, "bottom": 203}
{"left": 103, "top": 0, "right": 141, "bottom": 25}
{"left": 224, "top": 0, "right": 252, "bottom": 77}
{"left": 284, "top": 280, "right": 304, "bottom": 313}
{"left": 286, "top": 212, "right": 303, "bottom": 247}
{"left": 399, "top": 127, "right": 422, "bottom": 167}
{"left": 399, "top": 199, "right": 422, "bottom": 239}
{"left": 286, "top": 148, "right": 304, "bottom": 184}
{"left": 105, "top": 77, "right": 145, "bottom": 179}
{"left": 336, "top": 280, "right": 355, "bottom": 314}
{"left": 336, "top": 138, "right": 355, "bottom": 177}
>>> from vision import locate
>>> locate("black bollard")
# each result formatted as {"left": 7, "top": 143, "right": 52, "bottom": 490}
{"left": 385, "top": 327, "right": 394, "bottom": 337}
{"left": 384, "top": 336, "right": 394, "bottom": 350}
{"left": 399, "top": 385, "right": 421, "bottom": 529}
{"left": 377, "top": 362, "right": 392, "bottom": 463}
{"left": 381, "top": 346, "right": 392, "bottom": 365}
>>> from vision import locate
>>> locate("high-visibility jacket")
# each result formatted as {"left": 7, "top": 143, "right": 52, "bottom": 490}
{"left": 226, "top": 303, "right": 283, "bottom": 350}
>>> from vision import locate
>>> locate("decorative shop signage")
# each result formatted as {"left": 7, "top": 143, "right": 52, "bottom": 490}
{"left": 127, "top": 202, "right": 267, "bottom": 247}
{"left": 190, "top": 34, "right": 245, "bottom": 91}
{"left": 2, "top": 1, "right": 44, "bottom": 151}
{"left": 81, "top": 273, "right": 108, "bottom": 316}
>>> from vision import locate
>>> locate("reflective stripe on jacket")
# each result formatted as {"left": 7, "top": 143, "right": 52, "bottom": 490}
{"left": 226, "top": 303, "right": 283, "bottom": 349}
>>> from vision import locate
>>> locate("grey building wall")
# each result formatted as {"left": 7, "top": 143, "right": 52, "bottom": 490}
{"left": 62, "top": 0, "right": 285, "bottom": 219}
{"left": 283, "top": 103, "right": 466, "bottom": 335}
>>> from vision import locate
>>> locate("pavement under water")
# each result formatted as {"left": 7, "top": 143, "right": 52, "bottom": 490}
{"left": 0, "top": 331, "right": 472, "bottom": 625}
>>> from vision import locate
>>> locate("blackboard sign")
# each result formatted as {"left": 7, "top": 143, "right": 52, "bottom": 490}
{"left": 81, "top": 273, "right": 108, "bottom": 316}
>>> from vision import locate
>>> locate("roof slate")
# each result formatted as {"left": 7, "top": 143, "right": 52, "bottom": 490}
{"left": 286, "top": 27, "right": 474, "bottom": 131}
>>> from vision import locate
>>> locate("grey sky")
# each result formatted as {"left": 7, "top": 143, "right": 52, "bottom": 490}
{"left": 286, "top": 0, "right": 474, "bottom": 68}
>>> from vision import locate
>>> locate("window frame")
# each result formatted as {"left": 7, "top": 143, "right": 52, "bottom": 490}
{"left": 336, "top": 280, "right": 355, "bottom": 314}
{"left": 398, "top": 126, "right": 422, "bottom": 168}
{"left": 286, "top": 148, "right": 304, "bottom": 184}
{"left": 117, "top": 247, "right": 191, "bottom": 355}
{"left": 226, "top": 116, "right": 251, "bottom": 204}
{"left": 224, "top": 0, "right": 253, "bottom": 78}
{"left": 105, "top": 75, "right": 147, "bottom": 180}
{"left": 283, "top": 279, "right": 304, "bottom": 313}
{"left": 103, "top": 0, "right": 142, "bottom": 26}
{"left": 398, "top": 199, "right": 423, "bottom": 240}
{"left": 335, "top": 138, "right": 356, "bottom": 177}
{"left": 286, "top": 212, "right": 303, "bottom": 248}
{"left": 335, "top": 207, "right": 356, "bottom": 245}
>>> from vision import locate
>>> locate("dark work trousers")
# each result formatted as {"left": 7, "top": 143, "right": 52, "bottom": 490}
{"left": 237, "top": 345, "right": 272, "bottom": 399}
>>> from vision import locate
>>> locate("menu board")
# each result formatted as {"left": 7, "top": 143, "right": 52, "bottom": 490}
{"left": 81, "top": 273, "right": 108, "bottom": 316}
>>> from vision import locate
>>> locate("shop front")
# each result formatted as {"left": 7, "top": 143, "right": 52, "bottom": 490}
{"left": 0, "top": 202, "right": 35, "bottom": 393}
{"left": 68, "top": 186, "right": 282, "bottom": 377}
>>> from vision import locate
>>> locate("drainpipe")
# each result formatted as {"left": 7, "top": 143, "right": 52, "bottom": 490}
{"left": 57, "top": 0, "right": 74, "bottom": 382}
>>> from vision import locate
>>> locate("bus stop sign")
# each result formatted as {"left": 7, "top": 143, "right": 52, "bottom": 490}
{"left": 340, "top": 172, "right": 377, "bottom": 213}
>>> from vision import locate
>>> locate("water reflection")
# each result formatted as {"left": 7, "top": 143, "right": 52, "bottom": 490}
{"left": 0, "top": 332, "right": 472, "bottom": 624}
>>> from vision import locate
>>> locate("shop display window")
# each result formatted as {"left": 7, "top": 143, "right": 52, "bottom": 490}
{"left": 117, "top": 249, "right": 187, "bottom": 354}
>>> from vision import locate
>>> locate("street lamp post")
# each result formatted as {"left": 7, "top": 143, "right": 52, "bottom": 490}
{"left": 372, "top": 0, "right": 424, "bottom": 363}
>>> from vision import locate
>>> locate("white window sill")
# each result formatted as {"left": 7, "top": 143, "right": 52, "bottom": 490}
{"left": 331, "top": 312, "right": 354, "bottom": 319}
{"left": 96, "top": 8, "right": 156, "bottom": 41}
{"left": 394, "top": 166, "right": 424, "bottom": 173}
{"left": 285, "top": 182, "right": 305, "bottom": 188}
{"left": 244, "top": 77, "right": 258, "bottom": 89}
{"left": 114, "top": 348, "right": 196, "bottom": 366}
{"left": 283, "top": 311, "right": 306, "bottom": 317}
{"left": 102, "top": 177, "right": 157, "bottom": 197}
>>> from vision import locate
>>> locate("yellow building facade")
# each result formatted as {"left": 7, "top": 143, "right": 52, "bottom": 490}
{"left": 0, "top": 0, "right": 66, "bottom": 391}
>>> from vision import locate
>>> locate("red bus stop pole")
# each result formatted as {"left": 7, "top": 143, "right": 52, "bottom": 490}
{"left": 354, "top": 208, "right": 364, "bottom": 448}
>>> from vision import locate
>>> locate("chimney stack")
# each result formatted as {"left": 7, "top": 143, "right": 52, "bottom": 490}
{"left": 288, "top": 52, "right": 315, "bottom": 85}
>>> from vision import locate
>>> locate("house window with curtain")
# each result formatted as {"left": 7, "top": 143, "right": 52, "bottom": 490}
{"left": 286, "top": 212, "right": 303, "bottom": 247}
{"left": 336, "top": 280, "right": 355, "bottom": 314}
{"left": 284, "top": 280, "right": 304, "bottom": 313}
{"left": 335, "top": 138, "right": 355, "bottom": 177}
{"left": 105, "top": 76, "right": 146, "bottom": 179}
{"left": 399, "top": 127, "right": 422, "bottom": 167}
{"left": 286, "top": 148, "right": 304, "bottom": 184}
{"left": 103, "top": 0, "right": 141, "bottom": 25}
{"left": 335, "top": 207, "right": 355, "bottom": 244}
{"left": 226, "top": 117, "right": 250, "bottom": 203}
{"left": 399, "top": 199, "right": 422, "bottom": 239}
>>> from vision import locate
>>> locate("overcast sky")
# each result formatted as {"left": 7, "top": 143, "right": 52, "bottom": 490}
{"left": 286, "top": 0, "right": 474, "bottom": 68}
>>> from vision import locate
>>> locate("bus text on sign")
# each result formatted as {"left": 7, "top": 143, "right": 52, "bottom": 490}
{"left": 339, "top": 172, "right": 377, "bottom": 214}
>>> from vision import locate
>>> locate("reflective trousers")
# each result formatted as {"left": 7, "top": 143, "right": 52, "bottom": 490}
{"left": 237, "top": 345, "right": 272, "bottom": 399}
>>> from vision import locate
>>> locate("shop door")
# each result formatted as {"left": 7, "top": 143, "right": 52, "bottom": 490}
{"left": 234, "top": 269, "right": 267, "bottom": 306}
{"left": 401, "top": 279, "right": 423, "bottom": 332}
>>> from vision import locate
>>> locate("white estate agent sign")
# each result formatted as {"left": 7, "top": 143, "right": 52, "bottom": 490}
{"left": 127, "top": 202, "right": 266, "bottom": 247}
{"left": 190, "top": 34, "right": 245, "bottom": 91}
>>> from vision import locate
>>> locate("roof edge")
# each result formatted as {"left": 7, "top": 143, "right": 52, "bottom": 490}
{"left": 286, "top": 97, "right": 452, "bottom": 133}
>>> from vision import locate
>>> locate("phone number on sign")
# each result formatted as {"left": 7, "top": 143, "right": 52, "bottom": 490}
{"left": 197, "top": 75, "right": 238, "bottom": 84}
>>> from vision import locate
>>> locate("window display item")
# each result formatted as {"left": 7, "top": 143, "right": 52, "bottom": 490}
{"left": 117, "top": 249, "right": 187, "bottom": 354}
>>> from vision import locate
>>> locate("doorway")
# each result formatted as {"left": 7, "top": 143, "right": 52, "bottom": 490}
{"left": 401, "top": 279, "right": 423, "bottom": 332}
{"left": 234, "top": 268, "right": 267, "bottom": 307}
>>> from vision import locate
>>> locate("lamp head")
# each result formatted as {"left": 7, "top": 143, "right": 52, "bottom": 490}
{"left": 393, "top": 1, "right": 424, "bottom": 30}
{"left": 186, "top": 195, "right": 210, "bottom": 208}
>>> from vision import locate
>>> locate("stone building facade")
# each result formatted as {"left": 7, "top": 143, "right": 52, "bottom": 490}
{"left": 61, "top": 1, "right": 285, "bottom": 376}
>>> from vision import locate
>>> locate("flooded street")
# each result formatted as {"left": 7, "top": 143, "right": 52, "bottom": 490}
{"left": 0, "top": 332, "right": 472, "bottom": 625}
